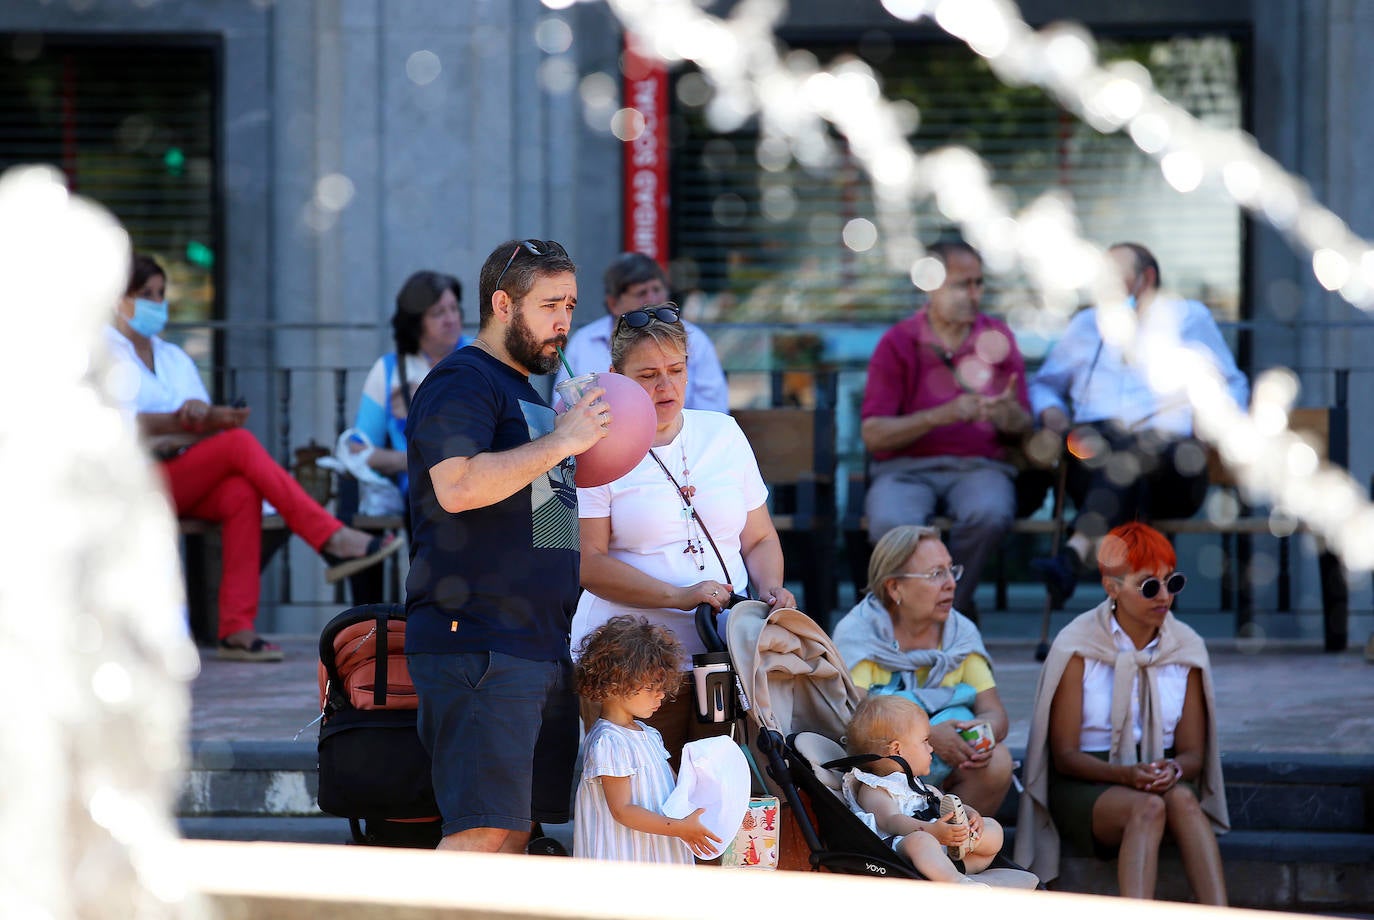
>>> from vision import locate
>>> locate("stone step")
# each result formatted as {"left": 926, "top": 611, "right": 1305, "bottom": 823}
{"left": 178, "top": 814, "right": 578, "bottom": 854}
{"left": 178, "top": 815, "right": 353, "bottom": 844}
{"left": 1005, "top": 826, "right": 1374, "bottom": 911}
{"left": 178, "top": 742, "right": 1372, "bottom": 911}
{"left": 180, "top": 741, "right": 319, "bottom": 817}
{"left": 1055, "top": 830, "right": 1374, "bottom": 912}
{"left": 177, "top": 815, "right": 1373, "bottom": 912}
{"left": 182, "top": 742, "right": 1374, "bottom": 833}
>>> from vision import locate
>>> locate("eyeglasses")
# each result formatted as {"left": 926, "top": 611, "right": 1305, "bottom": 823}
{"left": 615, "top": 302, "right": 682, "bottom": 334}
{"left": 892, "top": 564, "right": 964, "bottom": 584}
{"left": 1121, "top": 572, "right": 1187, "bottom": 599}
{"left": 493, "top": 239, "right": 567, "bottom": 291}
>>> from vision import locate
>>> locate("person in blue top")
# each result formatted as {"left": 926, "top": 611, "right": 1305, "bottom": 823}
{"left": 404, "top": 239, "right": 609, "bottom": 855}
{"left": 354, "top": 270, "right": 471, "bottom": 499}
{"left": 1027, "top": 243, "right": 1249, "bottom": 608}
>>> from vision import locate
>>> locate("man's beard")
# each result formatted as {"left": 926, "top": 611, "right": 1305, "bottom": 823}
{"left": 506, "top": 305, "right": 564, "bottom": 375}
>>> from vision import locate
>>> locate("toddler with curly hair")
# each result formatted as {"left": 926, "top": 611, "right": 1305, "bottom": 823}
{"left": 572, "top": 615, "right": 720, "bottom": 862}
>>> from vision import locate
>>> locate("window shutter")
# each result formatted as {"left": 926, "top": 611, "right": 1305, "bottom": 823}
{"left": 670, "top": 34, "right": 1243, "bottom": 362}
{"left": 0, "top": 37, "right": 218, "bottom": 354}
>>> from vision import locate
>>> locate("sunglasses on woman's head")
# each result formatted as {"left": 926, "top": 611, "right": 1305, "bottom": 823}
{"left": 1129, "top": 572, "right": 1187, "bottom": 599}
{"left": 615, "top": 303, "right": 682, "bottom": 333}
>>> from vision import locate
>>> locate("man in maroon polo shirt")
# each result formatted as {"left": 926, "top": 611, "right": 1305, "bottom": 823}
{"left": 859, "top": 240, "right": 1032, "bottom": 620}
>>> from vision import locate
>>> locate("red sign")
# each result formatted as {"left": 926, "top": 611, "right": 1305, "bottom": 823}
{"left": 622, "top": 36, "right": 669, "bottom": 266}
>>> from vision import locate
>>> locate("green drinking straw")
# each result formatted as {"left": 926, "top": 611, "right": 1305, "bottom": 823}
{"left": 556, "top": 346, "right": 576, "bottom": 379}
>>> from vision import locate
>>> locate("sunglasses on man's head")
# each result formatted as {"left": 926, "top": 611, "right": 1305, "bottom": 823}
{"left": 494, "top": 239, "right": 566, "bottom": 290}
{"left": 1128, "top": 572, "right": 1187, "bottom": 599}
{"left": 615, "top": 303, "right": 682, "bottom": 333}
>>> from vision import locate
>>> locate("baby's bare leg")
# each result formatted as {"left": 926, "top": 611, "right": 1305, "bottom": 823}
{"left": 900, "top": 831, "right": 964, "bottom": 882}
{"left": 962, "top": 817, "right": 1004, "bottom": 874}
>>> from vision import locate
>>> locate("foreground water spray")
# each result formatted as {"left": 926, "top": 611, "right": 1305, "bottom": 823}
{"left": 0, "top": 164, "right": 205, "bottom": 918}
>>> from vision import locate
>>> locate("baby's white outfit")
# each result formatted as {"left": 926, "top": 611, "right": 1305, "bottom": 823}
{"left": 842, "top": 767, "right": 940, "bottom": 853}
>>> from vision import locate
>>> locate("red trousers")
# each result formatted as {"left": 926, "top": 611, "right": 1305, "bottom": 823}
{"left": 161, "top": 428, "right": 343, "bottom": 638}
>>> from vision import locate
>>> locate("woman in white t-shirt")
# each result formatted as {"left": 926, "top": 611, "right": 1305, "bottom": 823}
{"left": 570, "top": 304, "right": 796, "bottom": 769}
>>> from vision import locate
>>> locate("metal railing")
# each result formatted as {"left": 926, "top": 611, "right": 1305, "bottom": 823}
{"left": 182, "top": 351, "right": 1369, "bottom": 633}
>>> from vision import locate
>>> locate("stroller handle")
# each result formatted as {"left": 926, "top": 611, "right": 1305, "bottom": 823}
{"left": 693, "top": 594, "right": 749, "bottom": 654}
{"left": 694, "top": 602, "right": 726, "bottom": 653}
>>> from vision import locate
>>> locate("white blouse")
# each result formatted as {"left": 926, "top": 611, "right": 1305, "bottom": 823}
{"left": 1079, "top": 616, "right": 1190, "bottom": 752}
{"left": 105, "top": 326, "right": 209, "bottom": 414}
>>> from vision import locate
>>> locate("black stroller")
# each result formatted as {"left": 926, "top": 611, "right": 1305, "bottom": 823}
{"left": 315, "top": 603, "right": 442, "bottom": 848}
{"left": 696, "top": 599, "right": 1038, "bottom": 886}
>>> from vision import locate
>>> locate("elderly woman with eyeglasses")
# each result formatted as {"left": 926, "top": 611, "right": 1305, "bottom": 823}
{"left": 832, "top": 524, "right": 1012, "bottom": 816}
{"left": 568, "top": 304, "right": 796, "bottom": 770}
{"left": 1015, "top": 521, "right": 1228, "bottom": 902}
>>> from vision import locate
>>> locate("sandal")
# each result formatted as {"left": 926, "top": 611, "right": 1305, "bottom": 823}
{"left": 323, "top": 531, "right": 404, "bottom": 584}
{"left": 216, "top": 636, "right": 284, "bottom": 662}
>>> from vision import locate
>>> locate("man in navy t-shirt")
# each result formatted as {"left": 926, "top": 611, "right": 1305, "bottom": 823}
{"left": 405, "top": 239, "right": 610, "bottom": 854}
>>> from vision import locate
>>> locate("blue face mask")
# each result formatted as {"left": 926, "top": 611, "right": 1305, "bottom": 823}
{"left": 128, "top": 298, "right": 169, "bottom": 337}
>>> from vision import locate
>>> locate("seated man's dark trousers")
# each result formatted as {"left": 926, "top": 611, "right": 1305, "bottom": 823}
{"left": 1063, "top": 421, "right": 1210, "bottom": 539}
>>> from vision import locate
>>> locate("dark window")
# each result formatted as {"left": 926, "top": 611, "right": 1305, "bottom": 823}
{"left": 0, "top": 35, "right": 219, "bottom": 364}
{"left": 670, "top": 34, "right": 1244, "bottom": 372}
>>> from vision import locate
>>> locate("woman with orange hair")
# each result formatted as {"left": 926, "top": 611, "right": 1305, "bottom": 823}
{"left": 1015, "top": 522, "right": 1228, "bottom": 902}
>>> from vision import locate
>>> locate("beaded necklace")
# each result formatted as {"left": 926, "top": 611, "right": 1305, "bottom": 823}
{"left": 648, "top": 417, "right": 739, "bottom": 585}
{"left": 649, "top": 422, "right": 705, "bottom": 571}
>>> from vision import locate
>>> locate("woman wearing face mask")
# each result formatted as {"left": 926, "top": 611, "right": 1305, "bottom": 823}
{"left": 106, "top": 253, "right": 402, "bottom": 661}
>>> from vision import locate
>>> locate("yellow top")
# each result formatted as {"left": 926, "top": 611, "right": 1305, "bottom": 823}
{"left": 849, "top": 653, "right": 995, "bottom": 695}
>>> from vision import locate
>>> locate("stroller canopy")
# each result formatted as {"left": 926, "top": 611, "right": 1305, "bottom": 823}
{"left": 725, "top": 601, "right": 865, "bottom": 742}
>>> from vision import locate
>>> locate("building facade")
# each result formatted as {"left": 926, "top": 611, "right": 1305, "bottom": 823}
{"left": 6, "top": 0, "right": 1371, "bottom": 635}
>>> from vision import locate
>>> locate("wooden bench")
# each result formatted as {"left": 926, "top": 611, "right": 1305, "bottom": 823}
{"left": 731, "top": 375, "right": 839, "bottom": 617}
{"left": 842, "top": 397, "right": 1351, "bottom": 648}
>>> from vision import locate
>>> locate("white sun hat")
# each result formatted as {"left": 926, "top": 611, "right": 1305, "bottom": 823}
{"left": 661, "top": 736, "right": 752, "bottom": 860}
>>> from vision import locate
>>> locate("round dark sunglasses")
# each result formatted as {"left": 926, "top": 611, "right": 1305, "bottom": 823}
{"left": 1131, "top": 572, "right": 1187, "bottom": 599}
{"left": 615, "top": 303, "right": 682, "bottom": 333}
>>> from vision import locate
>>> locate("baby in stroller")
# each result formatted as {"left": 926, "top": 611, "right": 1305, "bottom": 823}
{"left": 842, "top": 695, "right": 1005, "bottom": 885}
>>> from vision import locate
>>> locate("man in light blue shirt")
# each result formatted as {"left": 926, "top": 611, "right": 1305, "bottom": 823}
{"left": 556, "top": 252, "right": 729, "bottom": 413}
{"left": 1027, "top": 242, "right": 1249, "bottom": 607}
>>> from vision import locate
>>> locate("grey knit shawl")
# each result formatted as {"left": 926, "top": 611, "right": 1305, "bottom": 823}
{"left": 832, "top": 593, "right": 993, "bottom": 712}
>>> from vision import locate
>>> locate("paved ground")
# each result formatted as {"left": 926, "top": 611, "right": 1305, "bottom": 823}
{"left": 190, "top": 631, "right": 1374, "bottom": 755}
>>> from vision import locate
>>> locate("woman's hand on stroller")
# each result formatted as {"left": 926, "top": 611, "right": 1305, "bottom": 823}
{"left": 676, "top": 807, "right": 723, "bottom": 857}
{"left": 679, "top": 581, "right": 734, "bottom": 612}
{"left": 759, "top": 585, "right": 796, "bottom": 611}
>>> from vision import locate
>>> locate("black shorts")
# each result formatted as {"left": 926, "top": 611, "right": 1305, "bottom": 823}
{"left": 409, "top": 650, "right": 577, "bottom": 837}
